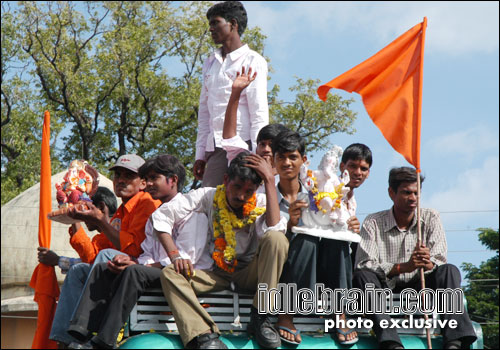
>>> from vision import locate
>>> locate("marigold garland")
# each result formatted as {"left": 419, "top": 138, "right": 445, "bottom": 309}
{"left": 212, "top": 185, "right": 266, "bottom": 273}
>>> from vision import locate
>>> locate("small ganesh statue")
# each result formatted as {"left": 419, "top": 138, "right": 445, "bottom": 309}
{"left": 55, "top": 159, "right": 99, "bottom": 208}
{"left": 293, "top": 145, "right": 360, "bottom": 243}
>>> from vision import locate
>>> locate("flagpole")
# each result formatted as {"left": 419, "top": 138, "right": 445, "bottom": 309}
{"left": 415, "top": 16, "right": 432, "bottom": 350}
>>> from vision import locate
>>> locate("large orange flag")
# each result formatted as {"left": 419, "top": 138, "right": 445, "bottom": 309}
{"left": 318, "top": 18, "right": 427, "bottom": 170}
{"left": 29, "top": 110, "right": 60, "bottom": 349}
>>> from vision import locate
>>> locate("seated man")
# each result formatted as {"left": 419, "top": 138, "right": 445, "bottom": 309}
{"left": 159, "top": 152, "right": 287, "bottom": 349}
{"left": 66, "top": 154, "right": 211, "bottom": 349}
{"left": 38, "top": 186, "right": 118, "bottom": 273}
{"left": 49, "top": 154, "right": 161, "bottom": 347}
{"left": 274, "top": 132, "right": 363, "bottom": 346}
{"left": 353, "top": 167, "right": 477, "bottom": 349}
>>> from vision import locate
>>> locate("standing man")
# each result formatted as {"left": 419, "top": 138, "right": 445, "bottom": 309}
{"left": 353, "top": 167, "right": 477, "bottom": 349}
{"left": 193, "top": 1, "right": 269, "bottom": 187}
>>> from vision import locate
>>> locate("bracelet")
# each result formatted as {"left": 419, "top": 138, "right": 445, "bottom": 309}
{"left": 396, "top": 263, "right": 401, "bottom": 274}
{"left": 171, "top": 256, "right": 182, "bottom": 263}
{"left": 167, "top": 250, "right": 179, "bottom": 258}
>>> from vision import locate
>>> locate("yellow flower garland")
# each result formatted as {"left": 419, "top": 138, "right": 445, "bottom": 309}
{"left": 212, "top": 185, "right": 266, "bottom": 273}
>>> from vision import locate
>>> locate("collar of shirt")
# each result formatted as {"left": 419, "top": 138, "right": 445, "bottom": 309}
{"left": 120, "top": 191, "right": 151, "bottom": 217}
{"left": 383, "top": 207, "right": 424, "bottom": 234}
{"left": 214, "top": 44, "right": 249, "bottom": 64}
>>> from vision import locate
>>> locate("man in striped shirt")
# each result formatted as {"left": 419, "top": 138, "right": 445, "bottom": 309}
{"left": 353, "top": 167, "right": 477, "bottom": 349}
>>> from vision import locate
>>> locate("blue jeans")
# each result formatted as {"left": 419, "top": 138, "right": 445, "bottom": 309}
{"left": 49, "top": 248, "right": 122, "bottom": 345}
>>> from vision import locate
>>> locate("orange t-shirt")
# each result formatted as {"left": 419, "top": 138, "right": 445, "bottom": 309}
{"left": 69, "top": 191, "right": 161, "bottom": 263}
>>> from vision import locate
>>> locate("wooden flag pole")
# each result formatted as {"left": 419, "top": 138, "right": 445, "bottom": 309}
{"left": 417, "top": 172, "right": 432, "bottom": 349}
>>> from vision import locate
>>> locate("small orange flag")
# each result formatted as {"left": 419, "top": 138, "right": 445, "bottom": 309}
{"left": 29, "top": 110, "right": 60, "bottom": 349}
{"left": 318, "top": 18, "right": 427, "bottom": 170}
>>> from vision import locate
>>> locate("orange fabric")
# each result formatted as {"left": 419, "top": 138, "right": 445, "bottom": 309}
{"left": 317, "top": 18, "right": 427, "bottom": 170}
{"left": 69, "top": 191, "right": 160, "bottom": 263}
{"left": 29, "top": 111, "right": 59, "bottom": 349}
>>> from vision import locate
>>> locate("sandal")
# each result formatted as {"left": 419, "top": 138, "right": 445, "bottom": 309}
{"left": 334, "top": 328, "right": 359, "bottom": 345}
{"left": 276, "top": 325, "right": 301, "bottom": 345}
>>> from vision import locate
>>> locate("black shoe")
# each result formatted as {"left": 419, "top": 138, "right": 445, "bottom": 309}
{"left": 195, "top": 333, "right": 228, "bottom": 349}
{"left": 247, "top": 307, "right": 281, "bottom": 349}
{"left": 380, "top": 340, "right": 404, "bottom": 349}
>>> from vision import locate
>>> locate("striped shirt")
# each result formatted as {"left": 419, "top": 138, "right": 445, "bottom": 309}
{"left": 355, "top": 207, "right": 447, "bottom": 289}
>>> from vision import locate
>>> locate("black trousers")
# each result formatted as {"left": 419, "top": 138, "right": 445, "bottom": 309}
{"left": 280, "top": 234, "right": 352, "bottom": 302}
{"left": 353, "top": 265, "right": 477, "bottom": 347}
{"left": 67, "top": 263, "right": 162, "bottom": 348}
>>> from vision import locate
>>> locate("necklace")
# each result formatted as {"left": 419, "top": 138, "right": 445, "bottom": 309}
{"left": 212, "top": 185, "right": 266, "bottom": 273}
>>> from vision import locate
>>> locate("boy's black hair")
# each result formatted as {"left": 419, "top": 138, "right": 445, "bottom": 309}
{"left": 91, "top": 187, "right": 118, "bottom": 217}
{"left": 257, "top": 124, "right": 289, "bottom": 144}
{"left": 206, "top": 1, "right": 247, "bottom": 36}
{"left": 227, "top": 151, "right": 262, "bottom": 185}
{"left": 389, "top": 167, "right": 425, "bottom": 193}
{"left": 341, "top": 143, "right": 373, "bottom": 167}
{"left": 138, "top": 154, "right": 186, "bottom": 192}
{"left": 271, "top": 130, "right": 306, "bottom": 157}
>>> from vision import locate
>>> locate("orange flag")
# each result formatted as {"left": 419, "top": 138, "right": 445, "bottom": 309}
{"left": 29, "top": 110, "right": 60, "bottom": 349}
{"left": 318, "top": 18, "right": 427, "bottom": 170}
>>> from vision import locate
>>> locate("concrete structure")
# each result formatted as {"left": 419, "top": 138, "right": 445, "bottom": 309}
{"left": 1, "top": 171, "right": 119, "bottom": 349}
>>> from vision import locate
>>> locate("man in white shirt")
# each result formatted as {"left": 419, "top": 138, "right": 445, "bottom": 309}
{"left": 193, "top": 1, "right": 269, "bottom": 187}
{"left": 160, "top": 152, "right": 288, "bottom": 349}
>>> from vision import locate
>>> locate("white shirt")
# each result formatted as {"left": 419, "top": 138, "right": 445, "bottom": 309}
{"left": 138, "top": 193, "right": 213, "bottom": 270}
{"left": 152, "top": 188, "right": 287, "bottom": 270}
{"left": 196, "top": 44, "right": 269, "bottom": 161}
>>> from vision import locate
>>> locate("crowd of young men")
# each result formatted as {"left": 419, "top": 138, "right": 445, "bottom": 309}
{"left": 38, "top": 1, "right": 476, "bottom": 349}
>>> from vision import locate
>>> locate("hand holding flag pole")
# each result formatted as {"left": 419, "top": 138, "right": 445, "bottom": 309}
{"left": 318, "top": 18, "right": 432, "bottom": 349}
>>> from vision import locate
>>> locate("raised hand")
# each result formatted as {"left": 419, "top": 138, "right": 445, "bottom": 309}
{"left": 232, "top": 66, "right": 257, "bottom": 93}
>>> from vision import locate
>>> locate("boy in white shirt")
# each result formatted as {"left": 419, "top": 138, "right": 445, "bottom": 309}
{"left": 66, "top": 155, "right": 209, "bottom": 349}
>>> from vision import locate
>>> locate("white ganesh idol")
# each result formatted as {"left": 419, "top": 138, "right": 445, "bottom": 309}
{"left": 293, "top": 145, "right": 361, "bottom": 243}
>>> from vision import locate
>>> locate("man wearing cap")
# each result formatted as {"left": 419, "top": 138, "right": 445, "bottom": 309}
{"left": 48, "top": 154, "right": 161, "bottom": 348}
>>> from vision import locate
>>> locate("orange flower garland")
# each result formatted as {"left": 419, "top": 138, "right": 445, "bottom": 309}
{"left": 212, "top": 185, "right": 265, "bottom": 273}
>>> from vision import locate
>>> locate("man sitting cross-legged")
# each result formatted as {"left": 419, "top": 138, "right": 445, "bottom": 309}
{"left": 158, "top": 152, "right": 288, "bottom": 349}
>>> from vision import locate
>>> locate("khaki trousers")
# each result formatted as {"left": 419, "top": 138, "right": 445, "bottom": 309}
{"left": 160, "top": 230, "right": 289, "bottom": 346}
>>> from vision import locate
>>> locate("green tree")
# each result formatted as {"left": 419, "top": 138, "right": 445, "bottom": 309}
{"left": 270, "top": 77, "right": 356, "bottom": 152}
{"left": 462, "top": 228, "right": 499, "bottom": 349}
{"left": 2, "top": 1, "right": 357, "bottom": 203}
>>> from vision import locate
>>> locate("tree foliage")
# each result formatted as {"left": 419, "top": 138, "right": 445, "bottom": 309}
{"left": 462, "top": 228, "right": 499, "bottom": 349}
{"left": 2, "top": 1, "right": 356, "bottom": 203}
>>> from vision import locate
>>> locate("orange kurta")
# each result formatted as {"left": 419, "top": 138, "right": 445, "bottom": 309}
{"left": 70, "top": 191, "right": 160, "bottom": 263}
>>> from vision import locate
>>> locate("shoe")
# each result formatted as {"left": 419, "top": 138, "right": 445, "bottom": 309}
{"left": 247, "top": 307, "right": 281, "bottom": 349}
{"left": 276, "top": 325, "right": 301, "bottom": 345}
{"left": 195, "top": 333, "right": 228, "bottom": 349}
{"left": 444, "top": 340, "right": 461, "bottom": 349}
{"left": 380, "top": 340, "right": 405, "bottom": 349}
{"left": 334, "top": 327, "right": 359, "bottom": 345}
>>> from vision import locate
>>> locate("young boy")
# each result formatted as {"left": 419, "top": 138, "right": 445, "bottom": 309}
{"left": 67, "top": 154, "right": 210, "bottom": 349}
{"left": 37, "top": 187, "right": 118, "bottom": 273}
{"left": 274, "top": 134, "right": 364, "bottom": 346}
{"left": 158, "top": 152, "right": 287, "bottom": 349}
{"left": 339, "top": 143, "right": 373, "bottom": 269}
